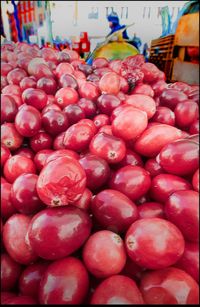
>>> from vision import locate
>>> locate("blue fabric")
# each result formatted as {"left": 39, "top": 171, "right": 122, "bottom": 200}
{"left": 107, "top": 13, "right": 119, "bottom": 24}
{"left": 11, "top": 0, "right": 23, "bottom": 42}
{"left": 108, "top": 24, "right": 129, "bottom": 39}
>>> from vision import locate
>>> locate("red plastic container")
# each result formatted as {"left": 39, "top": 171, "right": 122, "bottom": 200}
{"left": 81, "top": 41, "right": 90, "bottom": 53}
{"left": 80, "top": 32, "right": 89, "bottom": 43}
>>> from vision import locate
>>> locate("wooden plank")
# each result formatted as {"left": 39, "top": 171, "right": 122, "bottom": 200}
{"left": 151, "top": 35, "right": 174, "bottom": 43}
{"left": 151, "top": 40, "right": 174, "bottom": 47}
{"left": 171, "top": 59, "right": 199, "bottom": 85}
{"left": 178, "top": 47, "right": 186, "bottom": 61}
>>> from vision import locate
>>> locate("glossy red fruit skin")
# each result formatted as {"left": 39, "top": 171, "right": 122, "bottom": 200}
{"left": 2, "top": 84, "right": 21, "bottom": 96}
{"left": 36, "top": 77, "right": 57, "bottom": 95}
{"left": 79, "top": 81, "right": 100, "bottom": 101}
{"left": 109, "top": 165, "right": 151, "bottom": 201}
{"left": 45, "top": 149, "right": 79, "bottom": 165}
{"left": 175, "top": 242, "right": 199, "bottom": 282}
{"left": 14, "top": 147, "right": 35, "bottom": 160}
{"left": 117, "top": 149, "right": 144, "bottom": 169}
{"left": 55, "top": 62, "right": 74, "bottom": 78}
{"left": 91, "top": 189, "right": 138, "bottom": 233}
{"left": 131, "top": 83, "right": 154, "bottom": 97}
{"left": 192, "top": 169, "right": 199, "bottom": 192}
{"left": 42, "top": 109, "right": 69, "bottom": 136}
{"left": 1, "top": 95, "right": 18, "bottom": 124}
{"left": 145, "top": 158, "right": 165, "bottom": 177}
{"left": 72, "top": 188, "right": 92, "bottom": 211}
{"left": 55, "top": 87, "right": 79, "bottom": 108}
{"left": 59, "top": 73, "right": 78, "bottom": 89}
{"left": 151, "top": 106, "right": 175, "bottom": 126}
{"left": 160, "top": 89, "right": 188, "bottom": 110}
{"left": 3, "top": 214, "right": 38, "bottom": 265}
{"left": 27, "top": 206, "right": 91, "bottom": 260}
{"left": 1, "top": 253, "right": 21, "bottom": 291}
{"left": 165, "top": 190, "right": 199, "bottom": 242}
{"left": 79, "top": 154, "right": 110, "bottom": 190}
{"left": 63, "top": 104, "right": 85, "bottom": 125}
{"left": 1, "top": 123, "right": 23, "bottom": 151}
{"left": 1, "top": 63, "right": 13, "bottom": 76}
{"left": 0, "top": 292, "right": 16, "bottom": 304}
{"left": 77, "top": 98, "right": 97, "bottom": 118}
{"left": 134, "top": 124, "right": 183, "bottom": 157}
{"left": 97, "top": 94, "right": 121, "bottom": 115}
{"left": 138, "top": 202, "right": 165, "bottom": 219}
{"left": 7, "top": 68, "right": 27, "bottom": 85}
{"left": 36, "top": 156, "right": 86, "bottom": 206}
{"left": 158, "top": 139, "right": 199, "bottom": 176}
{"left": 186, "top": 133, "right": 199, "bottom": 144}
{"left": 53, "top": 132, "right": 65, "bottom": 150}
{"left": 174, "top": 100, "right": 199, "bottom": 129}
{"left": 99, "top": 72, "right": 120, "bottom": 95}
{"left": 78, "top": 63, "right": 93, "bottom": 76}
{"left": 3, "top": 155, "right": 36, "bottom": 184}
{"left": 99, "top": 124, "right": 113, "bottom": 135}
{"left": 39, "top": 257, "right": 89, "bottom": 304}
{"left": 125, "top": 218, "right": 185, "bottom": 269}
{"left": 89, "top": 132, "right": 126, "bottom": 164}
{"left": 63, "top": 122, "right": 95, "bottom": 152}
{"left": 19, "top": 261, "right": 49, "bottom": 298}
{"left": 112, "top": 105, "right": 148, "bottom": 141}
{"left": 83, "top": 230, "right": 126, "bottom": 278}
{"left": 140, "top": 267, "right": 199, "bottom": 304}
{"left": 79, "top": 118, "right": 97, "bottom": 134}
{"left": 33, "top": 149, "right": 53, "bottom": 171}
{"left": 93, "top": 57, "right": 109, "bottom": 69}
{"left": 30, "top": 131, "right": 53, "bottom": 152}
{"left": 125, "top": 94, "right": 156, "bottom": 119}
{"left": 91, "top": 275, "right": 144, "bottom": 304}
{"left": 93, "top": 114, "right": 110, "bottom": 129}
{"left": 19, "top": 77, "right": 37, "bottom": 91}
{"left": 190, "top": 119, "right": 199, "bottom": 134}
{"left": 150, "top": 174, "right": 192, "bottom": 203}
{"left": 1, "top": 183, "right": 17, "bottom": 221}
{"left": 15, "top": 105, "right": 42, "bottom": 137}
{"left": 11, "top": 174, "right": 44, "bottom": 215}
{"left": 42, "top": 103, "right": 61, "bottom": 114}
{"left": 1, "top": 75, "right": 8, "bottom": 90}
{"left": 22, "top": 88, "right": 48, "bottom": 110}
{"left": 1, "top": 145, "right": 11, "bottom": 168}
{"left": 4, "top": 295, "right": 37, "bottom": 304}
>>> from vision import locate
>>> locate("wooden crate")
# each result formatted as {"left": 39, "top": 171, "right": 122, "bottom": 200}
{"left": 171, "top": 59, "right": 199, "bottom": 85}
{"left": 149, "top": 35, "right": 175, "bottom": 82}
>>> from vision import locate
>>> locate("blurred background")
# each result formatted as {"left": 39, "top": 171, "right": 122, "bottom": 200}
{"left": 1, "top": 1, "right": 188, "bottom": 51}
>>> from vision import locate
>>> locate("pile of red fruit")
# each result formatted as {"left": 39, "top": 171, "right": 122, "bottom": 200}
{"left": 1, "top": 41, "right": 199, "bottom": 305}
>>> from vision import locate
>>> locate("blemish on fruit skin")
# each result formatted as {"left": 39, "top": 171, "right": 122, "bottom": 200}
{"left": 108, "top": 151, "right": 116, "bottom": 159}
{"left": 112, "top": 234, "right": 122, "bottom": 245}
{"left": 52, "top": 197, "right": 62, "bottom": 206}
{"left": 127, "top": 235, "right": 137, "bottom": 250}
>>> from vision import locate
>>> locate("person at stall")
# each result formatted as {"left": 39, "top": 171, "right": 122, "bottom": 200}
{"left": 131, "top": 33, "right": 142, "bottom": 51}
{"left": 107, "top": 12, "right": 129, "bottom": 40}
{"left": 142, "top": 42, "right": 149, "bottom": 62}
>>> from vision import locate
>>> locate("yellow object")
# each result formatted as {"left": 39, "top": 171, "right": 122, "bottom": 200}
{"left": 94, "top": 42, "right": 139, "bottom": 61}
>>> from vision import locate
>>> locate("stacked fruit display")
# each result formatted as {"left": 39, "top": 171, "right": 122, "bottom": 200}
{"left": 1, "top": 41, "right": 199, "bottom": 305}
